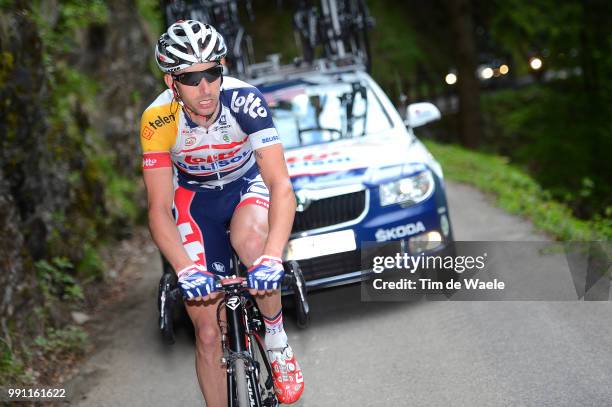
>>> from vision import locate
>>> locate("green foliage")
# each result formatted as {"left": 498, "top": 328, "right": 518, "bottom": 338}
{"left": 27, "top": 2, "right": 121, "bottom": 261}
{"left": 33, "top": 326, "right": 88, "bottom": 356}
{"left": 89, "top": 147, "right": 140, "bottom": 223}
{"left": 0, "top": 323, "right": 88, "bottom": 386}
{"left": 245, "top": 3, "right": 298, "bottom": 64}
{"left": 424, "top": 140, "right": 611, "bottom": 241}
{"left": 32, "top": 0, "right": 108, "bottom": 57}
{"left": 47, "top": 62, "right": 99, "bottom": 126}
{"left": 0, "top": 338, "right": 26, "bottom": 385}
{"left": 77, "top": 243, "right": 104, "bottom": 280}
{"left": 470, "top": 0, "right": 612, "bottom": 224}
{"left": 0, "top": 0, "right": 15, "bottom": 10}
{"left": 1, "top": 0, "right": 153, "bottom": 387}
{"left": 369, "top": 0, "right": 424, "bottom": 94}
{"left": 487, "top": 0, "right": 583, "bottom": 73}
{"left": 26, "top": 0, "right": 143, "bottom": 256}
{"left": 3, "top": 255, "right": 90, "bottom": 385}
{"left": 107, "top": 175, "right": 140, "bottom": 220}
{"left": 136, "top": 0, "right": 164, "bottom": 37}
{"left": 480, "top": 81, "right": 611, "bottom": 221}
{"left": 35, "top": 257, "right": 85, "bottom": 302}
{"left": 0, "top": 50, "right": 13, "bottom": 84}
{"left": 485, "top": 0, "right": 611, "bottom": 84}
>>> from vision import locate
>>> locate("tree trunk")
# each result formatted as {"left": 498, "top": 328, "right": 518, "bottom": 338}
{"left": 448, "top": 0, "right": 482, "bottom": 148}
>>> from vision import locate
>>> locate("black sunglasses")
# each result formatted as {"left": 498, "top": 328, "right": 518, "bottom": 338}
{"left": 172, "top": 65, "right": 223, "bottom": 86}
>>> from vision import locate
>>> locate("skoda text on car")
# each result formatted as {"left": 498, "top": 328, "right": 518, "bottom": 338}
{"left": 249, "top": 62, "right": 454, "bottom": 290}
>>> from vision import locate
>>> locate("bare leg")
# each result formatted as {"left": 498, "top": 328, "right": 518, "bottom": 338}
{"left": 185, "top": 296, "right": 227, "bottom": 407}
{"left": 229, "top": 204, "right": 282, "bottom": 317}
{"left": 230, "top": 203, "right": 304, "bottom": 404}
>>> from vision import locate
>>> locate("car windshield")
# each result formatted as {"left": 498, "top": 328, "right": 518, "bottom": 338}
{"left": 263, "top": 79, "right": 393, "bottom": 149}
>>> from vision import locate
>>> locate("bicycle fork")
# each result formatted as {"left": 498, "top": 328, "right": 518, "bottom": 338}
{"left": 225, "top": 294, "right": 262, "bottom": 407}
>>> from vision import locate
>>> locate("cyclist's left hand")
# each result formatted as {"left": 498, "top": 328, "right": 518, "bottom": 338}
{"left": 247, "top": 255, "right": 284, "bottom": 294}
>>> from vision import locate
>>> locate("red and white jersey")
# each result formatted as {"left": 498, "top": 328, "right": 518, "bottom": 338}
{"left": 140, "top": 76, "right": 281, "bottom": 189}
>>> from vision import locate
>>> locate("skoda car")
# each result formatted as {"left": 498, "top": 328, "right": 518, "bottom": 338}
{"left": 250, "top": 63, "right": 454, "bottom": 290}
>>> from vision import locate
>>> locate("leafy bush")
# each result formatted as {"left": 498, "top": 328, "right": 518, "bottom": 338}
{"left": 424, "top": 140, "right": 611, "bottom": 241}
{"left": 35, "top": 257, "right": 84, "bottom": 302}
{"left": 33, "top": 326, "right": 88, "bottom": 356}
{"left": 479, "top": 80, "right": 611, "bottom": 223}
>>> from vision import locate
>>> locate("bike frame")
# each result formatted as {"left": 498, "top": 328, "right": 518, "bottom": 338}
{"left": 222, "top": 279, "right": 261, "bottom": 407}
{"left": 218, "top": 277, "right": 273, "bottom": 407}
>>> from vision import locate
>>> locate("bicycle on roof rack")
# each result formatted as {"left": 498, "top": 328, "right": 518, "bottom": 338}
{"left": 163, "top": 0, "right": 256, "bottom": 77}
{"left": 293, "top": 0, "right": 375, "bottom": 72}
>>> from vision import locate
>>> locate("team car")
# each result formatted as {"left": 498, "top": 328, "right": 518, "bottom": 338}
{"left": 247, "top": 59, "right": 455, "bottom": 290}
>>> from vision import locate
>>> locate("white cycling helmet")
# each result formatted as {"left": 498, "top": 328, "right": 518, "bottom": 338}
{"left": 155, "top": 20, "right": 227, "bottom": 73}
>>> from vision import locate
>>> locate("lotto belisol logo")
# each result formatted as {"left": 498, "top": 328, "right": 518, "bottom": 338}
{"left": 230, "top": 91, "right": 268, "bottom": 118}
{"left": 360, "top": 241, "right": 611, "bottom": 302}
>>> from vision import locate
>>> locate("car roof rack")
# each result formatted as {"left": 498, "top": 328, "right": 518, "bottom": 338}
{"left": 244, "top": 54, "right": 367, "bottom": 84}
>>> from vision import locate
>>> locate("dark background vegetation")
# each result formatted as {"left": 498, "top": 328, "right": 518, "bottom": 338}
{"left": 246, "top": 0, "right": 611, "bottom": 224}
{"left": 0, "top": 0, "right": 609, "bottom": 385}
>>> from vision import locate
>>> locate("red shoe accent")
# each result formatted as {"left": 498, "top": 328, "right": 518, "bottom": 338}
{"left": 270, "top": 345, "right": 304, "bottom": 404}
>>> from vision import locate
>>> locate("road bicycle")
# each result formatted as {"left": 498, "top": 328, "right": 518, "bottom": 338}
{"left": 164, "top": 0, "right": 210, "bottom": 26}
{"left": 293, "top": 0, "right": 375, "bottom": 71}
{"left": 158, "top": 255, "right": 308, "bottom": 406}
{"left": 336, "top": 0, "right": 374, "bottom": 72}
{"left": 162, "top": 0, "right": 256, "bottom": 77}
{"left": 293, "top": 0, "right": 318, "bottom": 64}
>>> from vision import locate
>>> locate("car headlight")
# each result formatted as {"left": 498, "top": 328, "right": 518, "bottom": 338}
{"left": 379, "top": 171, "right": 434, "bottom": 206}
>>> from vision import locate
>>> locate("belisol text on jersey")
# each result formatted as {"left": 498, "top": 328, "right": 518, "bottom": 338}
{"left": 175, "top": 150, "right": 252, "bottom": 170}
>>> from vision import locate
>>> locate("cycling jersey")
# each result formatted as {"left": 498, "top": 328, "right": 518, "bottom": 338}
{"left": 140, "top": 76, "right": 282, "bottom": 190}
{"left": 140, "top": 76, "right": 280, "bottom": 273}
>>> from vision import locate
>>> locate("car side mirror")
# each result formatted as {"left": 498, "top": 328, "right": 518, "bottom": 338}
{"left": 404, "top": 102, "right": 441, "bottom": 128}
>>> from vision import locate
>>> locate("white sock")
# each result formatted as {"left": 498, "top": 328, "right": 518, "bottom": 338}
{"left": 263, "top": 310, "right": 288, "bottom": 351}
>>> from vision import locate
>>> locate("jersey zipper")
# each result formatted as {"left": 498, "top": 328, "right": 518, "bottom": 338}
{"left": 205, "top": 126, "right": 223, "bottom": 190}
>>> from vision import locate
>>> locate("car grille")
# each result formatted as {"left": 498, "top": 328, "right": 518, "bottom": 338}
{"left": 292, "top": 190, "right": 366, "bottom": 233}
{"left": 296, "top": 250, "right": 363, "bottom": 281}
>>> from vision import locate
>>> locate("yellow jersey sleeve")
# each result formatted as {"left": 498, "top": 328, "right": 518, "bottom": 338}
{"left": 140, "top": 102, "right": 179, "bottom": 153}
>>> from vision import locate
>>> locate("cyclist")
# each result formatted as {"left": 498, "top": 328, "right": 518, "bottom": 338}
{"left": 140, "top": 20, "right": 304, "bottom": 406}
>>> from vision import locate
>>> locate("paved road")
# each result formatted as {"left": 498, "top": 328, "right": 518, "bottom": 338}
{"left": 69, "top": 181, "right": 612, "bottom": 406}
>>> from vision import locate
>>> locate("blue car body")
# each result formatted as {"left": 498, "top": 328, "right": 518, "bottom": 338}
{"left": 252, "top": 66, "right": 454, "bottom": 290}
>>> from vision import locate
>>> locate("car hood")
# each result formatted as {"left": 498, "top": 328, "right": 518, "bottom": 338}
{"left": 286, "top": 136, "right": 436, "bottom": 191}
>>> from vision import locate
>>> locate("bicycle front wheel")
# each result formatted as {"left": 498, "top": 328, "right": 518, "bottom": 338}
{"left": 252, "top": 333, "right": 278, "bottom": 406}
{"left": 233, "top": 358, "right": 250, "bottom": 407}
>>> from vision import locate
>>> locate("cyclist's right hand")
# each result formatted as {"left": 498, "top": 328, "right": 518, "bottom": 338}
{"left": 177, "top": 264, "right": 216, "bottom": 300}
